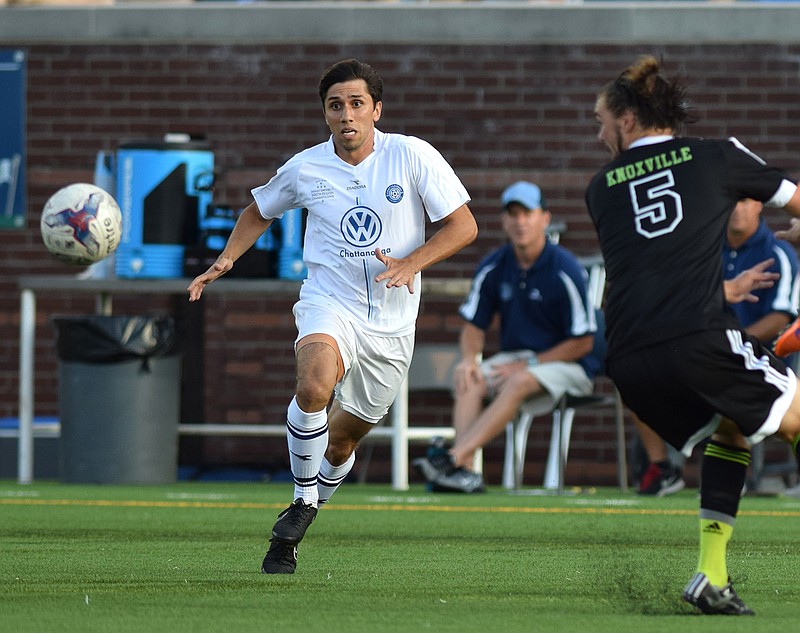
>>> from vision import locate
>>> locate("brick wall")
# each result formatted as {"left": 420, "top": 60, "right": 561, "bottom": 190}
{"left": 5, "top": 42, "right": 800, "bottom": 485}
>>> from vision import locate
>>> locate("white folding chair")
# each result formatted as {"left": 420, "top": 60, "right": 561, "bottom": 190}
{"left": 502, "top": 377, "right": 626, "bottom": 493}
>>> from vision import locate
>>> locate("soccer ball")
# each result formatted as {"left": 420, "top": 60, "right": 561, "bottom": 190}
{"left": 41, "top": 183, "right": 122, "bottom": 266}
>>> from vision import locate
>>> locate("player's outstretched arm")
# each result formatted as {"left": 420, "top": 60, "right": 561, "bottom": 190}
{"left": 187, "top": 256, "right": 234, "bottom": 302}
{"left": 374, "top": 204, "right": 477, "bottom": 294}
{"left": 187, "top": 203, "right": 273, "bottom": 302}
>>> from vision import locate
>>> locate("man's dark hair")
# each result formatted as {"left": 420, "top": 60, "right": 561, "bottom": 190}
{"left": 318, "top": 59, "right": 383, "bottom": 106}
{"left": 600, "top": 55, "right": 695, "bottom": 133}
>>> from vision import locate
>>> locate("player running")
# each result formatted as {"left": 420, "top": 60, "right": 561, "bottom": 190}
{"left": 188, "top": 59, "right": 477, "bottom": 574}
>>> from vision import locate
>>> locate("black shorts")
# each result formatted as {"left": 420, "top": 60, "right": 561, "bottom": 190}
{"left": 607, "top": 328, "right": 796, "bottom": 455}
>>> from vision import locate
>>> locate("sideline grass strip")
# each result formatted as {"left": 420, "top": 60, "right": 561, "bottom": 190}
{"left": 1, "top": 482, "right": 798, "bottom": 633}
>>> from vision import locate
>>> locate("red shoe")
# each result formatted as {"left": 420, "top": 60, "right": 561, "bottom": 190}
{"left": 637, "top": 462, "right": 685, "bottom": 496}
{"left": 637, "top": 463, "right": 662, "bottom": 495}
{"left": 773, "top": 316, "right": 800, "bottom": 357}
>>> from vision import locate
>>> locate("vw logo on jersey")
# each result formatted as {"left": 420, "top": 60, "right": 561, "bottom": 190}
{"left": 340, "top": 205, "right": 383, "bottom": 248}
{"left": 385, "top": 184, "right": 404, "bottom": 204}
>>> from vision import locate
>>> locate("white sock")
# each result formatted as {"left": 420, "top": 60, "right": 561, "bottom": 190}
{"left": 286, "top": 396, "right": 328, "bottom": 506}
{"left": 318, "top": 453, "right": 355, "bottom": 505}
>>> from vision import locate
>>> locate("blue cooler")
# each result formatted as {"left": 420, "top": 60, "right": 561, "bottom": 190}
{"left": 278, "top": 207, "right": 307, "bottom": 280}
{"left": 115, "top": 139, "right": 214, "bottom": 278}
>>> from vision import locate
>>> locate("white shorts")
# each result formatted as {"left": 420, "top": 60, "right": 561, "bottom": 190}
{"left": 481, "top": 350, "right": 593, "bottom": 410}
{"left": 293, "top": 296, "right": 414, "bottom": 424}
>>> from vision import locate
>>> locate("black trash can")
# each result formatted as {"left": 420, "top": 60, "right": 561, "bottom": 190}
{"left": 53, "top": 314, "right": 181, "bottom": 484}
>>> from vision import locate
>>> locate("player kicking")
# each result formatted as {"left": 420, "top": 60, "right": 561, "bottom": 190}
{"left": 188, "top": 59, "right": 477, "bottom": 574}
{"left": 586, "top": 55, "right": 800, "bottom": 615}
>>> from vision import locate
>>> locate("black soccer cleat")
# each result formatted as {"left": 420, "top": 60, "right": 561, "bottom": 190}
{"left": 413, "top": 445, "right": 485, "bottom": 494}
{"left": 430, "top": 466, "right": 486, "bottom": 494}
{"left": 412, "top": 448, "right": 455, "bottom": 482}
{"left": 271, "top": 498, "right": 318, "bottom": 544}
{"left": 261, "top": 538, "right": 298, "bottom": 574}
{"left": 682, "top": 572, "right": 755, "bottom": 615}
{"left": 414, "top": 440, "right": 450, "bottom": 492}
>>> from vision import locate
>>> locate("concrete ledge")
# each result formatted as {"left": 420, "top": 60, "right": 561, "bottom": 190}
{"left": 1, "top": 2, "right": 799, "bottom": 44}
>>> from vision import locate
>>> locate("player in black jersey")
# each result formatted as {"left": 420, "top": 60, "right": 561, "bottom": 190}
{"left": 585, "top": 55, "right": 800, "bottom": 615}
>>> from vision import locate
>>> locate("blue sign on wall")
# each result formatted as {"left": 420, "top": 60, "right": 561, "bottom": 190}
{"left": 0, "top": 49, "right": 26, "bottom": 229}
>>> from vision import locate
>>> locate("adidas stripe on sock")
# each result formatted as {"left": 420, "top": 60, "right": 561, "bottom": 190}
{"left": 697, "top": 440, "right": 750, "bottom": 587}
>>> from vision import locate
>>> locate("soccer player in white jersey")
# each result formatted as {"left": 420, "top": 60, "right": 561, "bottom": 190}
{"left": 187, "top": 59, "right": 477, "bottom": 574}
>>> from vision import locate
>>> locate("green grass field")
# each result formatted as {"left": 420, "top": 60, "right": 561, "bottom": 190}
{"left": 1, "top": 481, "right": 798, "bottom": 632}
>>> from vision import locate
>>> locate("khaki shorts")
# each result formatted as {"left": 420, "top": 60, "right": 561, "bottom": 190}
{"left": 294, "top": 296, "right": 414, "bottom": 424}
{"left": 481, "top": 350, "right": 593, "bottom": 410}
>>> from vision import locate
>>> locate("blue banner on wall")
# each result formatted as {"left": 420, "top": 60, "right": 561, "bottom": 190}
{"left": 0, "top": 49, "right": 26, "bottom": 229}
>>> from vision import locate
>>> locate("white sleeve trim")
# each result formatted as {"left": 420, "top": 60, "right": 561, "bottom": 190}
{"left": 728, "top": 136, "right": 766, "bottom": 165}
{"left": 765, "top": 179, "right": 797, "bottom": 208}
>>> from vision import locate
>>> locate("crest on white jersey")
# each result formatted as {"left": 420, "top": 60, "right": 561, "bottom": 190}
{"left": 385, "top": 184, "right": 404, "bottom": 203}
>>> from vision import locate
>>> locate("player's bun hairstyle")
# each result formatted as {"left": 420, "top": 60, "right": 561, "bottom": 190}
{"left": 600, "top": 55, "right": 695, "bottom": 133}
{"left": 318, "top": 59, "right": 384, "bottom": 107}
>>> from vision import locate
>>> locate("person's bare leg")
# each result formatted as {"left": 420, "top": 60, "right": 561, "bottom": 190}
{"left": 287, "top": 339, "right": 340, "bottom": 505}
{"left": 262, "top": 338, "right": 345, "bottom": 575}
{"left": 450, "top": 371, "right": 543, "bottom": 467}
{"left": 775, "top": 382, "right": 800, "bottom": 482}
{"left": 633, "top": 413, "right": 669, "bottom": 462}
{"left": 451, "top": 375, "right": 489, "bottom": 465}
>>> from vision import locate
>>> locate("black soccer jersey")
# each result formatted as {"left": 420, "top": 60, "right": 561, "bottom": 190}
{"left": 585, "top": 136, "right": 791, "bottom": 359}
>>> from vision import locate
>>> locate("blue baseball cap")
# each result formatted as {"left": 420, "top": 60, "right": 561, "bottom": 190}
{"left": 500, "top": 181, "right": 547, "bottom": 211}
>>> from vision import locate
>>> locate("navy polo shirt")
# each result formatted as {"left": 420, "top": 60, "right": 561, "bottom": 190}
{"left": 459, "top": 241, "right": 601, "bottom": 378}
{"left": 722, "top": 220, "right": 799, "bottom": 332}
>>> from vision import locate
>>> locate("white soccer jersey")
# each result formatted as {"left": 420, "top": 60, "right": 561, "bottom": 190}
{"left": 251, "top": 129, "right": 470, "bottom": 336}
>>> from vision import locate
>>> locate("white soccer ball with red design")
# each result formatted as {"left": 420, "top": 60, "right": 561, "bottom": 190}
{"left": 41, "top": 183, "right": 122, "bottom": 266}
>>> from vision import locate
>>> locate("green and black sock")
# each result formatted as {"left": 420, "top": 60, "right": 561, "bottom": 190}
{"left": 696, "top": 440, "right": 751, "bottom": 587}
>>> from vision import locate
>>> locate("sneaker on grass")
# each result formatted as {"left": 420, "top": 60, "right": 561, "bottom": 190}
{"left": 412, "top": 451, "right": 455, "bottom": 482}
{"left": 682, "top": 572, "right": 755, "bottom": 615}
{"left": 637, "top": 462, "right": 686, "bottom": 497}
{"left": 261, "top": 538, "right": 298, "bottom": 574}
{"left": 430, "top": 466, "right": 486, "bottom": 494}
{"left": 413, "top": 449, "right": 485, "bottom": 494}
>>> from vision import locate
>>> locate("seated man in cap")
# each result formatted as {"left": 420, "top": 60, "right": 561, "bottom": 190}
{"left": 414, "top": 181, "right": 601, "bottom": 492}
